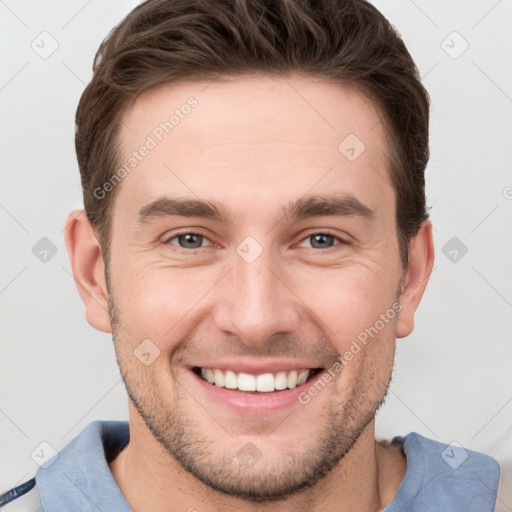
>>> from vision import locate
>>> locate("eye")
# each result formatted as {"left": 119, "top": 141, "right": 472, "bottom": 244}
{"left": 298, "top": 232, "right": 347, "bottom": 249}
{"left": 166, "top": 232, "right": 212, "bottom": 249}
{"left": 163, "top": 231, "right": 347, "bottom": 251}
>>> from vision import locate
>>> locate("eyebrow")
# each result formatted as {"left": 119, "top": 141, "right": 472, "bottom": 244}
{"left": 137, "top": 193, "right": 375, "bottom": 224}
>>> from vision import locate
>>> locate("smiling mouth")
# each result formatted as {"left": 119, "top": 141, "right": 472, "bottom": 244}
{"left": 192, "top": 367, "right": 323, "bottom": 393}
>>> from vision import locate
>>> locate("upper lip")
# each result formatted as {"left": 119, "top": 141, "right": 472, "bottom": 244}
{"left": 190, "top": 358, "right": 324, "bottom": 375}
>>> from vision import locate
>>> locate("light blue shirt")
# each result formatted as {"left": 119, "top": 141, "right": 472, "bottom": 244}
{"left": 31, "top": 420, "right": 499, "bottom": 511}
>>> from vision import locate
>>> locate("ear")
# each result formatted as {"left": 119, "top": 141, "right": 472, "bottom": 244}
{"left": 396, "top": 220, "right": 435, "bottom": 338}
{"left": 64, "top": 210, "right": 112, "bottom": 333}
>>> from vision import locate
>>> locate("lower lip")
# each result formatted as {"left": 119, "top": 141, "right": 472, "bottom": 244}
{"left": 189, "top": 369, "right": 325, "bottom": 413}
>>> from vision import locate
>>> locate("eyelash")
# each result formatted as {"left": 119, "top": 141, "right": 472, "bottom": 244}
{"left": 163, "top": 230, "right": 349, "bottom": 251}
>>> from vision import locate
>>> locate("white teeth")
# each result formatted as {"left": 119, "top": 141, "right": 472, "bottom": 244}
{"left": 213, "top": 369, "right": 224, "bottom": 387}
{"left": 256, "top": 373, "right": 274, "bottom": 392}
{"left": 287, "top": 370, "right": 297, "bottom": 389}
{"left": 296, "top": 370, "right": 309, "bottom": 386}
{"left": 198, "top": 368, "right": 314, "bottom": 392}
{"left": 238, "top": 373, "right": 256, "bottom": 391}
{"left": 274, "top": 371, "right": 287, "bottom": 390}
{"left": 224, "top": 370, "right": 237, "bottom": 389}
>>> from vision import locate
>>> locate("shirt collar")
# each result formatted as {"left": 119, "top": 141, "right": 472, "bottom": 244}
{"left": 36, "top": 420, "right": 131, "bottom": 511}
{"left": 36, "top": 421, "right": 499, "bottom": 511}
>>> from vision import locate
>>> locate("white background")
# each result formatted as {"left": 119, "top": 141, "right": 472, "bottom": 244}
{"left": 1, "top": 0, "right": 511, "bottom": 506}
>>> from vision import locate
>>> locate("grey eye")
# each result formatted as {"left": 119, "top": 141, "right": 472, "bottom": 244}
{"left": 308, "top": 234, "right": 336, "bottom": 249}
{"left": 172, "top": 233, "right": 205, "bottom": 249}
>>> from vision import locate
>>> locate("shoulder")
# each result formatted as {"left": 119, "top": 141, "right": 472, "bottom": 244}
{"left": 0, "top": 477, "right": 42, "bottom": 511}
{"left": 399, "top": 432, "right": 500, "bottom": 511}
{"left": 0, "top": 420, "right": 129, "bottom": 511}
{"left": 403, "top": 431, "right": 500, "bottom": 476}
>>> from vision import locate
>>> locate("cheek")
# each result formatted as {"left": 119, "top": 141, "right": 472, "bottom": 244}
{"left": 114, "top": 266, "right": 216, "bottom": 343}
{"left": 290, "top": 263, "right": 399, "bottom": 347}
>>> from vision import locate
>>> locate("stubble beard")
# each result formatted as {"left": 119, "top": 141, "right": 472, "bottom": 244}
{"left": 108, "top": 295, "right": 392, "bottom": 503}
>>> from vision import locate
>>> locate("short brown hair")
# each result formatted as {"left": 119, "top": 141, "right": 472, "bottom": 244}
{"left": 75, "top": 0, "right": 430, "bottom": 268}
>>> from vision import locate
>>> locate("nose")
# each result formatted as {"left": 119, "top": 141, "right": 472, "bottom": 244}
{"left": 213, "top": 243, "right": 301, "bottom": 348}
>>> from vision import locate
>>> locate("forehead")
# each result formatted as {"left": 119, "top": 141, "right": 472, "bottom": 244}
{"left": 115, "top": 74, "right": 393, "bottom": 222}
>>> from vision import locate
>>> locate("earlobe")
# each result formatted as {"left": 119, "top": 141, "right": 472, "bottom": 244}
{"left": 64, "top": 210, "right": 112, "bottom": 333}
{"left": 395, "top": 220, "right": 435, "bottom": 339}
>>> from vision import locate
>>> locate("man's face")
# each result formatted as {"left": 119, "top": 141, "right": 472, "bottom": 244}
{"left": 107, "top": 75, "right": 405, "bottom": 500}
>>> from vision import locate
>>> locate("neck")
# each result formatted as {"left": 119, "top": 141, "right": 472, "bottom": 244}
{"left": 109, "top": 413, "right": 406, "bottom": 512}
